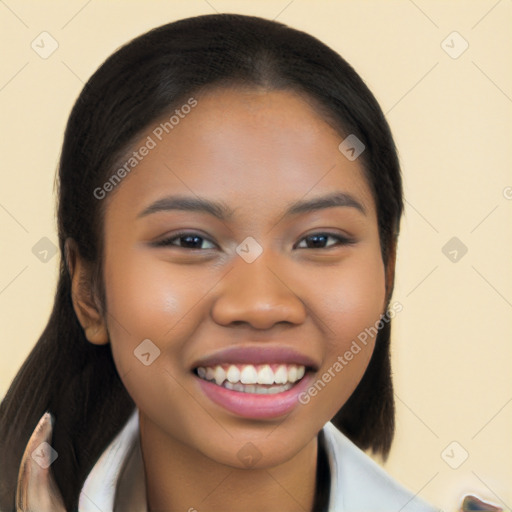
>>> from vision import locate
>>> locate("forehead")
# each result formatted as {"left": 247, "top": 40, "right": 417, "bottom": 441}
{"left": 103, "top": 87, "right": 376, "bottom": 224}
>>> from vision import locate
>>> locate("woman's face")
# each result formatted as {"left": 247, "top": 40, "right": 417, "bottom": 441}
{"left": 101, "top": 87, "right": 386, "bottom": 468}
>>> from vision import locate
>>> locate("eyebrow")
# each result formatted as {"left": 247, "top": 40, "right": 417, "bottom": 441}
{"left": 137, "top": 191, "right": 366, "bottom": 220}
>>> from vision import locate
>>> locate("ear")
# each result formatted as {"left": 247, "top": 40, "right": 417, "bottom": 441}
{"left": 65, "top": 238, "right": 109, "bottom": 345}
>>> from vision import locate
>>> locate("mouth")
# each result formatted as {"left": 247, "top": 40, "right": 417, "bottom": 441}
{"left": 193, "top": 363, "right": 308, "bottom": 394}
{"left": 192, "top": 356, "right": 317, "bottom": 419}
{"left": 191, "top": 346, "right": 319, "bottom": 419}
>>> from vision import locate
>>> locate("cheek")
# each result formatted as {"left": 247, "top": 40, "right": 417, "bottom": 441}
{"left": 101, "top": 250, "right": 193, "bottom": 375}
{"left": 101, "top": 252, "right": 202, "bottom": 428}
{"left": 300, "top": 248, "right": 386, "bottom": 420}
{"left": 104, "top": 243, "right": 218, "bottom": 337}
{"left": 314, "top": 247, "right": 386, "bottom": 339}
{"left": 106, "top": 255, "right": 178, "bottom": 323}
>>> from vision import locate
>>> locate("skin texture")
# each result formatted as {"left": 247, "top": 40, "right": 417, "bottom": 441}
{"left": 70, "top": 87, "right": 389, "bottom": 512}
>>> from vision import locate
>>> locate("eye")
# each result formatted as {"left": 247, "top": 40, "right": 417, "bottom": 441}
{"left": 153, "top": 231, "right": 216, "bottom": 250}
{"left": 152, "top": 231, "right": 355, "bottom": 251}
{"left": 295, "top": 232, "right": 355, "bottom": 250}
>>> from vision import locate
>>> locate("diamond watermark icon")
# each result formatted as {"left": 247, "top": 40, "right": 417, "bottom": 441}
{"left": 134, "top": 339, "right": 161, "bottom": 366}
{"left": 31, "top": 31, "right": 59, "bottom": 59}
{"left": 441, "top": 441, "right": 468, "bottom": 469}
{"left": 338, "top": 134, "right": 365, "bottom": 161}
{"left": 442, "top": 237, "right": 468, "bottom": 263}
{"left": 441, "top": 31, "right": 469, "bottom": 59}
{"left": 32, "top": 237, "right": 58, "bottom": 263}
{"left": 237, "top": 442, "right": 263, "bottom": 468}
{"left": 236, "top": 236, "right": 263, "bottom": 263}
{"left": 31, "top": 441, "right": 58, "bottom": 469}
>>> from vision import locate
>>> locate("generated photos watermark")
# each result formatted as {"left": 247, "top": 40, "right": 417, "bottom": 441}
{"left": 94, "top": 97, "right": 198, "bottom": 200}
{"left": 298, "top": 300, "right": 403, "bottom": 405}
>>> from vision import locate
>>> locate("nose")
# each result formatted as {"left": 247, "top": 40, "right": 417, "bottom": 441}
{"left": 210, "top": 251, "right": 307, "bottom": 330}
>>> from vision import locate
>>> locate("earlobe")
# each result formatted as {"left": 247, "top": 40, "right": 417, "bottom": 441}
{"left": 65, "top": 238, "right": 109, "bottom": 345}
{"left": 82, "top": 321, "right": 109, "bottom": 346}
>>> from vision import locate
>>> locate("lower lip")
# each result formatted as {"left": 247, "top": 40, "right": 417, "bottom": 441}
{"left": 195, "top": 372, "right": 314, "bottom": 419}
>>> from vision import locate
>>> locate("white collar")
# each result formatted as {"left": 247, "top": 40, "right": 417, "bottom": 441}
{"left": 79, "top": 409, "right": 145, "bottom": 511}
{"left": 321, "top": 422, "right": 436, "bottom": 511}
{"left": 78, "top": 409, "right": 437, "bottom": 512}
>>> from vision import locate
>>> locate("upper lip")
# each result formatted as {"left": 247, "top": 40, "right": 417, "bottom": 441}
{"left": 191, "top": 345, "right": 319, "bottom": 370}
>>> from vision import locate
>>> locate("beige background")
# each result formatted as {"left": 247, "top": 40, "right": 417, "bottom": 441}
{"left": 1, "top": 1, "right": 511, "bottom": 510}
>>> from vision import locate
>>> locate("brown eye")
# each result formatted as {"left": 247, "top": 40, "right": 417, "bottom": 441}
{"left": 295, "top": 232, "right": 355, "bottom": 250}
{"left": 153, "top": 232, "right": 216, "bottom": 250}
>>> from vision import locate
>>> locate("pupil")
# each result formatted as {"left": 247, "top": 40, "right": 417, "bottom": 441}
{"left": 183, "top": 235, "right": 201, "bottom": 248}
{"left": 309, "top": 235, "right": 326, "bottom": 248}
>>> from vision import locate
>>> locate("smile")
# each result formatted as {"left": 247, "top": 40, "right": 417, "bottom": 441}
{"left": 191, "top": 346, "right": 318, "bottom": 418}
{"left": 195, "top": 363, "right": 307, "bottom": 394}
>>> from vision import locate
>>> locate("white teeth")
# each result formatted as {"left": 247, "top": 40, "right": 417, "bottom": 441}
{"left": 288, "top": 365, "right": 298, "bottom": 383}
{"left": 196, "top": 363, "right": 307, "bottom": 390}
{"left": 214, "top": 366, "right": 226, "bottom": 386}
{"left": 226, "top": 365, "right": 241, "bottom": 384}
{"left": 224, "top": 382, "right": 293, "bottom": 394}
{"left": 240, "top": 365, "right": 258, "bottom": 384}
{"left": 274, "top": 365, "right": 287, "bottom": 384}
{"left": 257, "top": 364, "right": 274, "bottom": 385}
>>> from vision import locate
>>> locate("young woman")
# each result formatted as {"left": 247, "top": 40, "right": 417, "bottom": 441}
{"left": 0, "top": 13, "right": 440, "bottom": 512}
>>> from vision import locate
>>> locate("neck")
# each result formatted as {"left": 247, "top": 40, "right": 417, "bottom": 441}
{"left": 139, "top": 412, "right": 319, "bottom": 512}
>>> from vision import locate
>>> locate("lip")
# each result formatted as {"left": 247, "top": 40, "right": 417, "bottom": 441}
{"left": 195, "top": 370, "right": 315, "bottom": 419}
{"left": 190, "top": 345, "right": 319, "bottom": 370}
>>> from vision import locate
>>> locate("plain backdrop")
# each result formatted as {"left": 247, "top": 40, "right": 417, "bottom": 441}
{"left": 1, "top": 1, "right": 511, "bottom": 510}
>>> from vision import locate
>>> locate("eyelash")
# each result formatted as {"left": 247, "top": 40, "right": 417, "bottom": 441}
{"left": 152, "top": 231, "right": 356, "bottom": 251}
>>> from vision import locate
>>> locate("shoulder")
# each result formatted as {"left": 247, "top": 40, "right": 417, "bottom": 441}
{"left": 322, "top": 422, "right": 439, "bottom": 512}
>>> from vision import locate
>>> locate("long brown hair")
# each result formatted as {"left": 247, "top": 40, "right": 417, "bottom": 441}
{"left": 0, "top": 13, "right": 403, "bottom": 510}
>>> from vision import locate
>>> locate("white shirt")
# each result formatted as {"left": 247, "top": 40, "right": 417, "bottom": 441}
{"left": 77, "top": 409, "right": 439, "bottom": 512}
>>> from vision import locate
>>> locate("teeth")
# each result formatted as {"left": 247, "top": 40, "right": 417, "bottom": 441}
{"left": 216, "top": 381, "right": 294, "bottom": 394}
{"left": 274, "top": 365, "right": 287, "bottom": 384}
{"left": 226, "top": 365, "right": 241, "bottom": 383}
{"left": 196, "top": 363, "right": 307, "bottom": 389}
{"left": 214, "top": 366, "right": 226, "bottom": 386}
{"left": 257, "top": 364, "right": 274, "bottom": 385}
{"left": 240, "top": 365, "right": 258, "bottom": 384}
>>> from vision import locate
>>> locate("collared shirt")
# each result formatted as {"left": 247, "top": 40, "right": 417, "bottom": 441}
{"left": 74, "top": 409, "right": 438, "bottom": 512}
